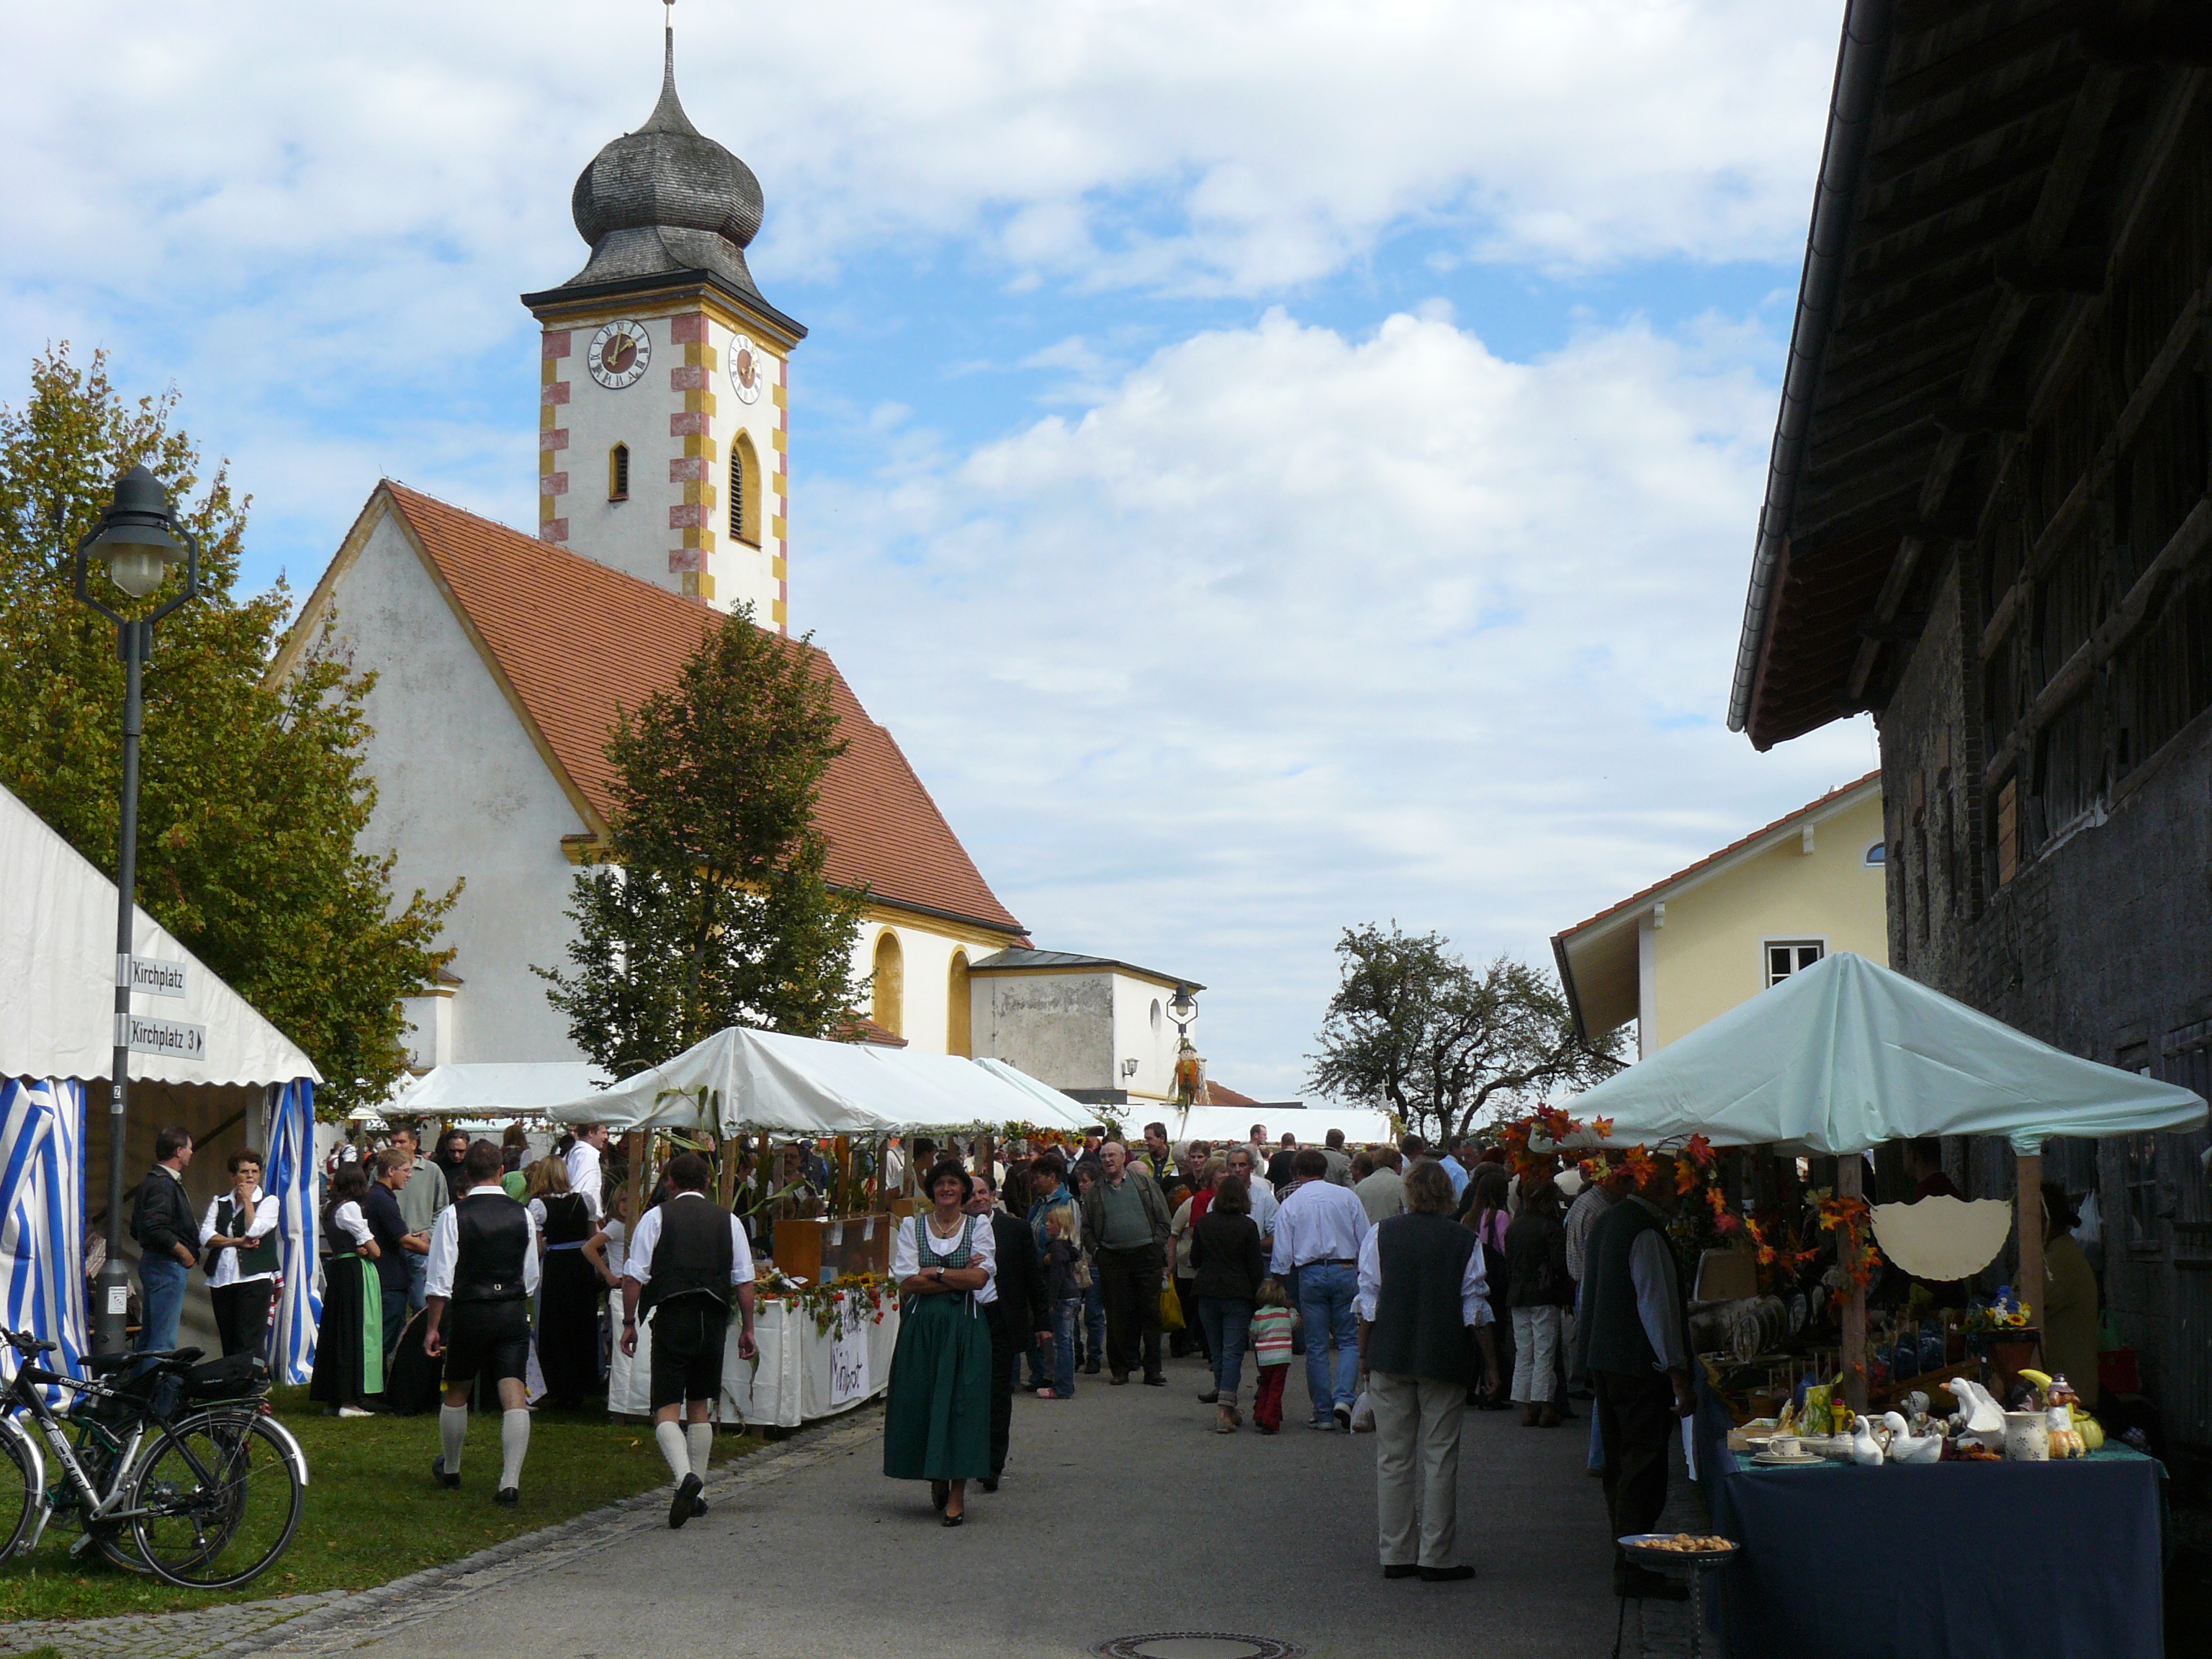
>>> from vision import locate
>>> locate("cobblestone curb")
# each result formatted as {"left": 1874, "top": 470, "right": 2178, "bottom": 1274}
{"left": 0, "top": 1408, "right": 879, "bottom": 1659}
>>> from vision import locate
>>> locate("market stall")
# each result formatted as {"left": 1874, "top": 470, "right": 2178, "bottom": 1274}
{"left": 547, "top": 1028, "right": 1075, "bottom": 1425}
{"left": 1552, "top": 951, "right": 2203, "bottom": 1659}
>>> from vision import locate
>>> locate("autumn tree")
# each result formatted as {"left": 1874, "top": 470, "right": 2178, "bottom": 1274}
{"left": 537, "top": 606, "right": 868, "bottom": 1078}
{"left": 0, "top": 344, "right": 456, "bottom": 1115}
{"left": 1307, "top": 922, "right": 1624, "bottom": 1144}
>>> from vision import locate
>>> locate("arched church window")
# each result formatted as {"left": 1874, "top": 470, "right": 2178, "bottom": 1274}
{"left": 608, "top": 444, "right": 630, "bottom": 502}
{"left": 947, "top": 950, "right": 971, "bottom": 1057}
{"left": 871, "top": 930, "right": 904, "bottom": 1038}
{"left": 729, "top": 433, "right": 761, "bottom": 545}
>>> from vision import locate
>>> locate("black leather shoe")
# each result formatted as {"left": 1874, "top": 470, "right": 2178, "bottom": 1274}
{"left": 1110, "top": 1371, "right": 1129, "bottom": 1385}
{"left": 1141, "top": 1374, "right": 1166, "bottom": 1386}
{"left": 979, "top": 1475, "right": 1000, "bottom": 1493}
{"left": 670, "top": 1473, "right": 701, "bottom": 1529}
{"left": 1420, "top": 1565, "right": 1475, "bottom": 1583}
{"left": 495, "top": 1487, "right": 518, "bottom": 1507}
{"left": 1382, "top": 1564, "right": 1421, "bottom": 1580}
{"left": 431, "top": 1456, "right": 459, "bottom": 1491}
{"left": 692, "top": 1492, "right": 708, "bottom": 1517}
{"left": 1196, "top": 1390, "right": 1220, "bottom": 1403}
{"left": 1082, "top": 1362, "right": 1102, "bottom": 1375}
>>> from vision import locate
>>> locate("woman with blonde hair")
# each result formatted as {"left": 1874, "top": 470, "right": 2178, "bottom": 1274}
{"left": 526, "top": 1156, "right": 597, "bottom": 1411}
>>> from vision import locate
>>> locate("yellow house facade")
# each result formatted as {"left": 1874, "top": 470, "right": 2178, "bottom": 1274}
{"left": 1552, "top": 773, "right": 1887, "bottom": 1057}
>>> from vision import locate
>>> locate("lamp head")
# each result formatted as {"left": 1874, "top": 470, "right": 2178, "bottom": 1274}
{"left": 86, "top": 466, "right": 186, "bottom": 598}
{"left": 1167, "top": 982, "right": 1197, "bottom": 1026}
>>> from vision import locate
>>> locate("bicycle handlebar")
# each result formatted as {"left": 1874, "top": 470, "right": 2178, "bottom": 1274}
{"left": 1, "top": 1330, "right": 55, "bottom": 1357}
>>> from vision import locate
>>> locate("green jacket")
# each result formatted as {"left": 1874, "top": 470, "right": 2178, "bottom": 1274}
{"left": 1081, "top": 1167, "right": 1170, "bottom": 1254}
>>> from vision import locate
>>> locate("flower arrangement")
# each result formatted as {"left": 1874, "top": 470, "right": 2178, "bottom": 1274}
{"left": 753, "top": 1270, "right": 897, "bottom": 1336}
{"left": 1815, "top": 1193, "right": 1884, "bottom": 1290}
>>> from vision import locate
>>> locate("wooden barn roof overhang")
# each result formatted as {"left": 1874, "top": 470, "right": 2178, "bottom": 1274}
{"left": 1729, "top": 0, "right": 2212, "bottom": 750}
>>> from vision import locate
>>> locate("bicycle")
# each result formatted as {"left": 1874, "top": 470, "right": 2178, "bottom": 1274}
{"left": 0, "top": 1328, "right": 307, "bottom": 1590}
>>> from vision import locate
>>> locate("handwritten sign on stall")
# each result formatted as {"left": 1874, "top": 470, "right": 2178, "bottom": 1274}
{"left": 829, "top": 1301, "right": 871, "bottom": 1407}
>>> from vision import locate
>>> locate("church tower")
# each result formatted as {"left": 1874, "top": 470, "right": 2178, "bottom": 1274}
{"left": 521, "top": 5, "right": 799, "bottom": 626}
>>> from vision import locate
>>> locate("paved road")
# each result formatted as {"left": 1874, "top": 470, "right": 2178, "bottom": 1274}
{"left": 248, "top": 1349, "right": 1700, "bottom": 1659}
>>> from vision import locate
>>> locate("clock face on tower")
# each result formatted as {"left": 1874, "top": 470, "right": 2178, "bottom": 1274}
{"left": 588, "top": 320, "right": 651, "bottom": 389}
{"left": 727, "top": 333, "right": 763, "bottom": 404}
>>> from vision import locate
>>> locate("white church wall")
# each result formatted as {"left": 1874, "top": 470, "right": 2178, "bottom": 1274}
{"left": 323, "top": 511, "right": 592, "bottom": 1065}
{"left": 974, "top": 971, "right": 1116, "bottom": 1092}
{"left": 1110, "top": 973, "right": 1187, "bottom": 1103}
{"left": 855, "top": 920, "right": 996, "bottom": 1058}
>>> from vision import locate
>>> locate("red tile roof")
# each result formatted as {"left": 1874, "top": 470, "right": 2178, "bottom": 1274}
{"left": 1555, "top": 770, "right": 1882, "bottom": 942}
{"left": 381, "top": 482, "right": 1024, "bottom": 937}
{"left": 1202, "top": 1082, "right": 1256, "bottom": 1107}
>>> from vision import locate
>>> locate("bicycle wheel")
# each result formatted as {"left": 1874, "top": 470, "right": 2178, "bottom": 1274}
{"left": 0, "top": 1423, "right": 37, "bottom": 1563}
{"left": 128, "top": 1410, "right": 302, "bottom": 1590}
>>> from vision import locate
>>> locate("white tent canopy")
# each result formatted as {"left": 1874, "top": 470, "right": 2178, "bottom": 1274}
{"left": 0, "top": 783, "right": 319, "bottom": 1088}
{"left": 1172, "top": 1104, "right": 1395, "bottom": 1148}
{"left": 973, "top": 1060, "right": 1098, "bottom": 1132}
{"left": 543, "top": 1026, "right": 1077, "bottom": 1137}
{"left": 1561, "top": 950, "right": 2205, "bottom": 1156}
{"left": 390, "top": 1062, "right": 605, "bottom": 1120}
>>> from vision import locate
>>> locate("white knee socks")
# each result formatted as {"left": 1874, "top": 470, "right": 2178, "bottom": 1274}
{"left": 685, "top": 1422, "right": 713, "bottom": 1481}
{"left": 656, "top": 1419, "right": 691, "bottom": 1485}
{"left": 500, "top": 1408, "right": 530, "bottom": 1491}
{"left": 439, "top": 1404, "right": 469, "bottom": 1473}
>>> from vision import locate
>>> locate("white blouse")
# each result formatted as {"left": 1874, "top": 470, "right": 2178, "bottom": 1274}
{"left": 198, "top": 1189, "right": 278, "bottom": 1287}
{"left": 326, "top": 1200, "right": 373, "bottom": 1251}
{"left": 891, "top": 1212, "right": 998, "bottom": 1305}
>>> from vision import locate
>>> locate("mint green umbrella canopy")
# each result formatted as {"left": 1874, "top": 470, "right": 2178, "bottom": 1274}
{"left": 1563, "top": 951, "right": 2203, "bottom": 1156}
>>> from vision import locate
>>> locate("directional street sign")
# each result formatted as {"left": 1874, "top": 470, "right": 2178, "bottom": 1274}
{"left": 117, "top": 955, "right": 189, "bottom": 999}
{"left": 119, "top": 1012, "right": 206, "bottom": 1061}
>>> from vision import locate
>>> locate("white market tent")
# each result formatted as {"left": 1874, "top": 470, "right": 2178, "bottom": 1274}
{"left": 1560, "top": 950, "right": 2203, "bottom": 1156}
{"left": 1561, "top": 950, "right": 2206, "bottom": 1407}
{"left": 1172, "top": 1103, "right": 1395, "bottom": 1148}
{"left": 389, "top": 1061, "right": 606, "bottom": 1120}
{"left": 973, "top": 1058, "right": 1097, "bottom": 1133}
{"left": 0, "top": 782, "right": 322, "bottom": 1382}
{"left": 542, "top": 1025, "right": 1079, "bottom": 1137}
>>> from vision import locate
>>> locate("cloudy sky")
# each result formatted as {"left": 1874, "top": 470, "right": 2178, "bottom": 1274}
{"left": 4, "top": 0, "right": 1879, "bottom": 1100}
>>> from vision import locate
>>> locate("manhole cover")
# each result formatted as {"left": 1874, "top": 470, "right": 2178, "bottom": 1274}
{"left": 1094, "top": 1637, "right": 1300, "bottom": 1659}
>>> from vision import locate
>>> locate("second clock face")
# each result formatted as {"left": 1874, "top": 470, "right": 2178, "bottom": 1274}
{"left": 588, "top": 320, "right": 651, "bottom": 389}
{"left": 728, "top": 333, "right": 763, "bottom": 404}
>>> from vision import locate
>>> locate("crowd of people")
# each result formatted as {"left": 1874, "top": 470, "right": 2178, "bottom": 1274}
{"left": 127, "top": 1114, "right": 1697, "bottom": 1588}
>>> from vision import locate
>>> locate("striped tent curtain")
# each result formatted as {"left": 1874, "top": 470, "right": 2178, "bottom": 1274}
{"left": 0, "top": 1079, "right": 88, "bottom": 1404}
{"left": 261, "top": 1079, "right": 320, "bottom": 1384}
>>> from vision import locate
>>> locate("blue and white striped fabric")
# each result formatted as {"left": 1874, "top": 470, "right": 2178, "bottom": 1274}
{"left": 0, "top": 1079, "right": 88, "bottom": 1403}
{"left": 262, "top": 1079, "right": 320, "bottom": 1384}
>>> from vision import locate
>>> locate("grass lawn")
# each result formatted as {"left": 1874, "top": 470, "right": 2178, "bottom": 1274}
{"left": 0, "top": 1389, "right": 755, "bottom": 1623}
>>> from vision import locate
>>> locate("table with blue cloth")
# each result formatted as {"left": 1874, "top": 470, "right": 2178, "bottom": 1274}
{"left": 1692, "top": 1381, "right": 2168, "bottom": 1659}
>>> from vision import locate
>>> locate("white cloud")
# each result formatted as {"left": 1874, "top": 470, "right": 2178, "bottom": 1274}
{"left": 801, "top": 306, "right": 1875, "bottom": 1097}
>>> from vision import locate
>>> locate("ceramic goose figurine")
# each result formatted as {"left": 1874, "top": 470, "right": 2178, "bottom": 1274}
{"left": 1951, "top": 1378, "right": 2007, "bottom": 1439}
{"left": 1883, "top": 1409, "right": 1942, "bottom": 1464}
{"left": 1850, "top": 1414, "right": 1886, "bottom": 1466}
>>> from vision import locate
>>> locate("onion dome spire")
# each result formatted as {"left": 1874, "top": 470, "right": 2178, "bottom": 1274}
{"left": 558, "top": 0, "right": 769, "bottom": 303}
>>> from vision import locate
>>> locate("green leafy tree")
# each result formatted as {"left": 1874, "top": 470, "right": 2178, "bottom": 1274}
{"left": 1307, "top": 922, "right": 1624, "bottom": 1144}
{"left": 0, "top": 343, "right": 456, "bottom": 1115}
{"left": 538, "top": 605, "right": 868, "bottom": 1077}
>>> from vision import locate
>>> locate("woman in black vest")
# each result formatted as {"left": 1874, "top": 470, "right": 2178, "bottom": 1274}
{"left": 200, "top": 1151, "right": 279, "bottom": 1359}
{"left": 1357, "top": 1159, "right": 1496, "bottom": 1583}
{"left": 310, "top": 1164, "right": 385, "bottom": 1416}
{"left": 526, "top": 1159, "right": 598, "bottom": 1411}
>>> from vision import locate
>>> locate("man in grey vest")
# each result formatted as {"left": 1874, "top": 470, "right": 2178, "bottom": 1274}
{"left": 1357, "top": 1159, "right": 1497, "bottom": 1581}
{"left": 1575, "top": 1156, "right": 1692, "bottom": 1601}
{"left": 621, "top": 1152, "right": 756, "bottom": 1529}
{"left": 423, "top": 1141, "right": 540, "bottom": 1506}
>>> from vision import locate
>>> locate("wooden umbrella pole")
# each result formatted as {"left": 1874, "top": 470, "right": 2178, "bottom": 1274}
{"left": 1838, "top": 1154, "right": 1869, "bottom": 1413}
{"left": 2016, "top": 1151, "right": 2044, "bottom": 1343}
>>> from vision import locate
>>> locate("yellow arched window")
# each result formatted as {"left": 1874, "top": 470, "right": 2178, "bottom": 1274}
{"left": 608, "top": 443, "right": 630, "bottom": 502}
{"left": 728, "top": 433, "right": 761, "bottom": 545}
{"left": 871, "top": 930, "right": 904, "bottom": 1038}
{"left": 946, "top": 951, "right": 972, "bottom": 1057}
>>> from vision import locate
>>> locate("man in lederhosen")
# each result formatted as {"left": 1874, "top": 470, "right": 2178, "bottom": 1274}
{"left": 621, "top": 1151, "right": 757, "bottom": 1529}
{"left": 423, "top": 1140, "right": 541, "bottom": 1506}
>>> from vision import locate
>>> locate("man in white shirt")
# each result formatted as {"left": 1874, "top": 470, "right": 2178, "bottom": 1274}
{"left": 1269, "top": 1148, "right": 1372, "bottom": 1431}
{"left": 621, "top": 1152, "right": 756, "bottom": 1529}
{"left": 1223, "top": 1145, "right": 1280, "bottom": 1249}
{"left": 423, "top": 1142, "right": 541, "bottom": 1506}
{"left": 565, "top": 1125, "right": 610, "bottom": 1225}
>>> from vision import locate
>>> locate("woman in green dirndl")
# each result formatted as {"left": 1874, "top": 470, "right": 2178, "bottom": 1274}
{"left": 308, "top": 1162, "right": 385, "bottom": 1416}
{"left": 884, "top": 1160, "right": 997, "bottom": 1525}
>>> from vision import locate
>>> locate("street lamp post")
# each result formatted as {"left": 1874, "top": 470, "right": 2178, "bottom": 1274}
{"left": 74, "top": 466, "right": 200, "bottom": 1357}
{"left": 1166, "top": 982, "right": 1202, "bottom": 1108}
